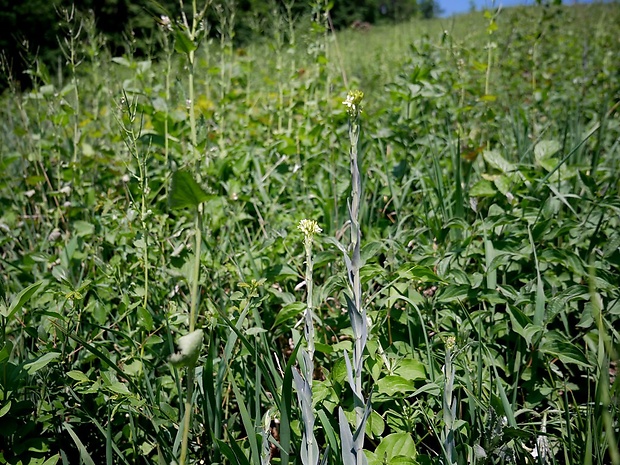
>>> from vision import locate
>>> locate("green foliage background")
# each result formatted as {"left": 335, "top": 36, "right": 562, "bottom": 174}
{"left": 0, "top": 0, "right": 438, "bottom": 90}
{"left": 0, "top": 1, "right": 618, "bottom": 464}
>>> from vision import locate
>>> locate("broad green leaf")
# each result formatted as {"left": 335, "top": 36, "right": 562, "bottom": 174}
{"left": 376, "top": 375, "right": 416, "bottom": 396}
{"left": 111, "top": 56, "right": 132, "bottom": 67}
{"left": 0, "top": 400, "right": 11, "bottom": 418}
{"left": 169, "top": 170, "right": 209, "bottom": 209}
{"left": 436, "top": 284, "right": 469, "bottom": 303}
{"left": 4, "top": 281, "right": 45, "bottom": 320}
{"left": 469, "top": 179, "right": 497, "bottom": 197}
{"left": 67, "top": 370, "right": 90, "bottom": 383}
{"left": 108, "top": 381, "right": 131, "bottom": 395}
{"left": 535, "top": 140, "right": 561, "bottom": 171}
{"left": 374, "top": 433, "right": 417, "bottom": 462}
{"left": 366, "top": 410, "right": 385, "bottom": 437}
{"left": 174, "top": 30, "right": 197, "bottom": 55}
{"left": 137, "top": 305, "right": 154, "bottom": 331}
{"left": 394, "top": 359, "right": 426, "bottom": 381}
{"left": 73, "top": 220, "right": 95, "bottom": 237}
{"left": 540, "top": 331, "right": 590, "bottom": 367}
{"left": 398, "top": 265, "right": 443, "bottom": 283}
{"left": 273, "top": 302, "right": 305, "bottom": 329}
{"left": 24, "top": 351, "right": 61, "bottom": 375}
{"left": 244, "top": 327, "right": 267, "bottom": 336}
{"left": 330, "top": 357, "right": 348, "bottom": 385}
{"left": 493, "top": 174, "right": 514, "bottom": 196}
{"left": 483, "top": 149, "right": 515, "bottom": 174}
{"left": 516, "top": 323, "right": 543, "bottom": 348}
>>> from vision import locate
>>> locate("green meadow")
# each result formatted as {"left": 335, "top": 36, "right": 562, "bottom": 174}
{"left": 1, "top": 2, "right": 619, "bottom": 464}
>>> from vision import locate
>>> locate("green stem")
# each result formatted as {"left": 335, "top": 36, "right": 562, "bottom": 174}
{"left": 190, "top": 207, "right": 202, "bottom": 333}
{"left": 179, "top": 208, "right": 201, "bottom": 465}
{"left": 189, "top": 50, "right": 197, "bottom": 166}
{"left": 304, "top": 242, "right": 315, "bottom": 364}
{"left": 350, "top": 116, "right": 364, "bottom": 422}
{"left": 179, "top": 367, "right": 195, "bottom": 464}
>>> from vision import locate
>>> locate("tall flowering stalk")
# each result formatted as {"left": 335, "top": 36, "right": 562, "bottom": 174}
{"left": 294, "top": 219, "right": 322, "bottom": 465}
{"left": 338, "top": 90, "right": 371, "bottom": 465}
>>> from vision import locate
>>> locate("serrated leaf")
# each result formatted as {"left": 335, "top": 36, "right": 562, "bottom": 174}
{"left": 169, "top": 170, "right": 209, "bottom": 209}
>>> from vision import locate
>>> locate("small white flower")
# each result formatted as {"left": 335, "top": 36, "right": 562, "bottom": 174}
{"left": 343, "top": 90, "right": 364, "bottom": 117}
{"left": 160, "top": 15, "right": 172, "bottom": 31}
{"left": 298, "top": 219, "right": 322, "bottom": 246}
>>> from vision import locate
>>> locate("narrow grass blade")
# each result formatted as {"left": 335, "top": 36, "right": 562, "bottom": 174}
{"left": 230, "top": 374, "right": 261, "bottom": 465}
{"left": 217, "top": 438, "right": 252, "bottom": 465}
{"left": 64, "top": 422, "right": 96, "bottom": 465}
{"left": 318, "top": 410, "right": 339, "bottom": 464}
{"left": 4, "top": 280, "right": 45, "bottom": 320}
{"left": 280, "top": 339, "right": 302, "bottom": 465}
{"left": 488, "top": 357, "right": 516, "bottom": 428}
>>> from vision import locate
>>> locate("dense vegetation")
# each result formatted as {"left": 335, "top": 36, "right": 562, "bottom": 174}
{"left": 0, "top": 0, "right": 440, "bottom": 90}
{"left": 1, "top": 2, "right": 619, "bottom": 464}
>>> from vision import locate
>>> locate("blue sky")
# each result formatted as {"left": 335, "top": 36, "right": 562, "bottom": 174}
{"left": 439, "top": 0, "right": 595, "bottom": 16}
{"left": 437, "top": 0, "right": 604, "bottom": 16}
